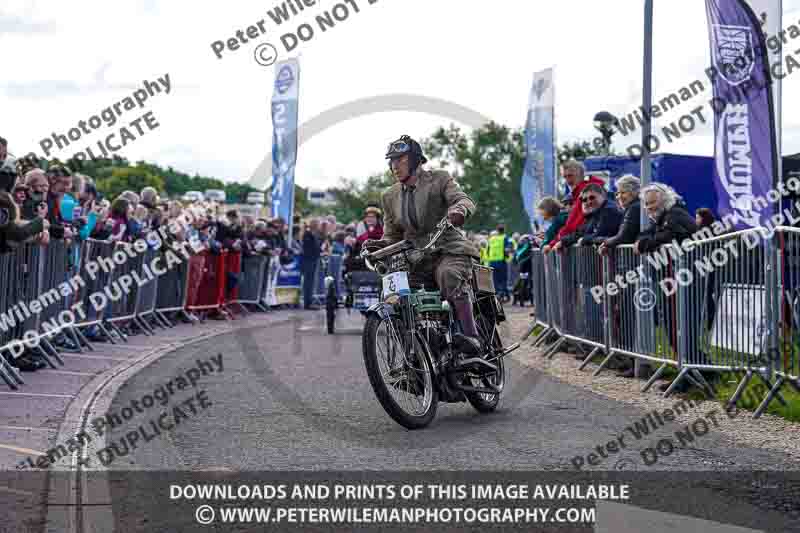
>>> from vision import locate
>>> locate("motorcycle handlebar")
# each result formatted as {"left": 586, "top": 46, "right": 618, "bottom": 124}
{"left": 361, "top": 216, "right": 457, "bottom": 271}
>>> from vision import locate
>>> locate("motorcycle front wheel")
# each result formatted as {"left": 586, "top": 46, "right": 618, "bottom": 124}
{"left": 362, "top": 314, "right": 438, "bottom": 429}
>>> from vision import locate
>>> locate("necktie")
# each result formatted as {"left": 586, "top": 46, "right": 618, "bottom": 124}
{"left": 405, "top": 185, "right": 419, "bottom": 230}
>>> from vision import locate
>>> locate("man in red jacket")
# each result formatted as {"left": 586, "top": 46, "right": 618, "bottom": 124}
{"left": 545, "top": 160, "right": 605, "bottom": 253}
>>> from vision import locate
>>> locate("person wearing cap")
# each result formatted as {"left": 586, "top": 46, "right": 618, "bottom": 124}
{"left": 357, "top": 206, "right": 384, "bottom": 246}
{"left": 366, "top": 134, "right": 483, "bottom": 356}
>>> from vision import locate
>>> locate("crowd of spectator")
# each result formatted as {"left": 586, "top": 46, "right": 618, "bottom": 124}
{"left": 532, "top": 159, "right": 718, "bottom": 392}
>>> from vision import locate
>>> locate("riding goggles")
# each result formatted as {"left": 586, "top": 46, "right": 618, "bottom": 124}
{"left": 386, "top": 140, "right": 411, "bottom": 158}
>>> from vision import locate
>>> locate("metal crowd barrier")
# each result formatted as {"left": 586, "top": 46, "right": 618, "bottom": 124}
{"left": 155, "top": 250, "right": 194, "bottom": 324}
{"left": 530, "top": 249, "right": 548, "bottom": 329}
{"left": 531, "top": 230, "right": 793, "bottom": 413}
{"left": 0, "top": 235, "right": 238, "bottom": 390}
{"left": 236, "top": 254, "right": 269, "bottom": 312}
{"left": 760, "top": 226, "right": 800, "bottom": 416}
{"left": 185, "top": 251, "right": 225, "bottom": 316}
{"left": 105, "top": 241, "right": 146, "bottom": 334}
{"left": 73, "top": 239, "right": 119, "bottom": 343}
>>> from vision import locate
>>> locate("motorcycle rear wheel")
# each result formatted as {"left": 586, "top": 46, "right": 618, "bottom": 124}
{"left": 464, "top": 325, "right": 506, "bottom": 413}
{"left": 363, "top": 314, "right": 438, "bottom": 429}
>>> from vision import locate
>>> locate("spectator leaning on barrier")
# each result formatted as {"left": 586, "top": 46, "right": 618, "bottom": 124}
{"left": 0, "top": 159, "right": 49, "bottom": 253}
{"left": 598, "top": 175, "right": 641, "bottom": 255}
{"left": 634, "top": 184, "right": 697, "bottom": 255}
{"left": 634, "top": 184, "right": 707, "bottom": 392}
{"left": 595, "top": 175, "right": 641, "bottom": 378}
{"left": 537, "top": 196, "right": 568, "bottom": 251}
{"left": 556, "top": 183, "right": 622, "bottom": 248}
{"left": 549, "top": 160, "right": 605, "bottom": 248}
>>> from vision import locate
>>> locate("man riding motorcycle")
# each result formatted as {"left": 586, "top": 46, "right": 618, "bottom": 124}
{"left": 364, "top": 135, "right": 483, "bottom": 356}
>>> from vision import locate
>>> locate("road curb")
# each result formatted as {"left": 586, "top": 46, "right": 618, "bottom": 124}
{"left": 44, "top": 312, "right": 299, "bottom": 533}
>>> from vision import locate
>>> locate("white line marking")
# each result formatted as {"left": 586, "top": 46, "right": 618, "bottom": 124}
{"left": 0, "top": 425, "right": 57, "bottom": 433}
{"left": 58, "top": 354, "right": 129, "bottom": 361}
{"left": 0, "top": 443, "right": 44, "bottom": 455}
{"left": 0, "top": 391, "right": 74, "bottom": 399}
{"left": 41, "top": 370, "right": 95, "bottom": 377}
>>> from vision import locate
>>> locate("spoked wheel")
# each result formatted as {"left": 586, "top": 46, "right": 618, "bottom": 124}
{"left": 362, "top": 314, "right": 438, "bottom": 429}
{"left": 326, "top": 284, "right": 337, "bottom": 334}
{"left": 464, "top": 324, "right": 506, "bottom": 413}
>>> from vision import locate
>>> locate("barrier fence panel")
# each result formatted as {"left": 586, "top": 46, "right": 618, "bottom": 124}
{"left": 185, "top": 251, "right": 223, "bottom": 314}
{"left": 73, "top": 239, "right": 118, "bottom": 343}
{"left": 0, "top": 245, "right": 32, "bottom": 387}
{"left": 678, "top": 230, "right": 778, "bottom": 402}
{"left": 106, "top": 242, "right": 147, "bottom": 334}
{"left": 757, "top": 227, "right": 800, "bottom": 416}
{"left": 540, "top": 250, "right": 565, "bottom": 358}
{"left": 607, "top": 246, "right": 639, "bottom": 358}
{"left": 133, "top": 247, "right": 164, "bottom": 331}
{"left": 222, "top": 251, "right": 247, "bottom": 316}
{"left": 236, "top": 254, "right": 269, "bottom": 311}
{"left": 573, "top": 246, "right": 605, "bottom": 348}
{"left": 155, "top": 250, "right": 192, "bottom": 323}
{"left": 530, "top": 249, "right": 548, "bottom": 328}
{"left": 778, "top": 227, "right": 800, "bottom": 383}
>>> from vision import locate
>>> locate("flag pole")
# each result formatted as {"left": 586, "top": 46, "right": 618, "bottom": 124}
{"left": 636, "top": 0, "right": 654, "bottom": 379}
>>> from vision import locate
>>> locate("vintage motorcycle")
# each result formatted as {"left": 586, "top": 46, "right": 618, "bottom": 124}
{"left": 360, "top": 217, "right": 520, "bottom": 429}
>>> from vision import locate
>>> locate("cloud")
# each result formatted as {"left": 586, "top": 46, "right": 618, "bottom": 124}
{"left": 0, "top": 14, "right": 55, "bottom": 33}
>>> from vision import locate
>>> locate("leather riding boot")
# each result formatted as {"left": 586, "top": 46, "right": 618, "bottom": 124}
{"left": 452, "top": 297, "right": 482, "bottom": 356}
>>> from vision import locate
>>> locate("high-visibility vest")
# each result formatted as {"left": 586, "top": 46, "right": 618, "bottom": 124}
{"left": 488, "top": 234, "right": 506, "bottom": 262}
{"left": 507, "top": 238, "right": 517, "bottom": 263}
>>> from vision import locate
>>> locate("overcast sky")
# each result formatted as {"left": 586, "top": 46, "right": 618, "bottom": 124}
{"left": 2, "top": 0, "right": 800, "bottom": 192}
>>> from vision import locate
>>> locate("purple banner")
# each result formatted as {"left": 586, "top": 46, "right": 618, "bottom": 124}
{"left": 705, "top": 0, "right": 778, "bottom": 229}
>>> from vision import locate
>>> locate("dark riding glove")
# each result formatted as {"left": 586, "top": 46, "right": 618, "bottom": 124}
{"left": 447, "top": 211, "right": 465, "bottom": 227}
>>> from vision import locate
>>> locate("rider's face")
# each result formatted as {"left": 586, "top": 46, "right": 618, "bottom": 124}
{"left": 390, "top": 154, "right": 411, "bottom": 181}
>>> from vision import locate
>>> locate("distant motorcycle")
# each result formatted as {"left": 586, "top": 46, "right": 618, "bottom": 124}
{"left": 360, "top": 217, "right": 520, "bottom": 429}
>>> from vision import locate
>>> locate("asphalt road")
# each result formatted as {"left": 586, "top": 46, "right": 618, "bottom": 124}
{"left": 87, "top": 309, "right": 800, "bottom": 532}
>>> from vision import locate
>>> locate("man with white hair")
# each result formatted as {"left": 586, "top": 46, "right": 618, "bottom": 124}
{"left": 634, "top": 184, "right": 696, "bottom": 255}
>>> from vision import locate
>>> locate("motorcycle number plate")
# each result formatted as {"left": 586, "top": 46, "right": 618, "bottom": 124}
{"left": 382, "top": 271, "right": 410, "bottom": 299}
